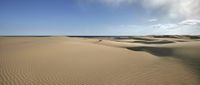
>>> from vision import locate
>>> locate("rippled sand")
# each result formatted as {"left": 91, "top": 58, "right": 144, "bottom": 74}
{"left": 0, "top": 36, "right": 200, "bottom": 85}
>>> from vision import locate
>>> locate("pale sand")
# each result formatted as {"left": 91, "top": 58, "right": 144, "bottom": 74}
{"left": 0, "top": 36, "right": 200, "bottom": 85}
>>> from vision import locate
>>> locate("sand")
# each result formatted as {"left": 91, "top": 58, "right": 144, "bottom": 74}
{"left": 0, "top": 36, "right": 200, "bottom": 85}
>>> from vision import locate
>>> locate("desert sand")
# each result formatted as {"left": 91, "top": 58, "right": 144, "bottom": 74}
{"left": 0, "top": 36, "right": 200, "bottom": 85}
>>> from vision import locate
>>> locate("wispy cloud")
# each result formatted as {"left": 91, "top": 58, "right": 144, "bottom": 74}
{"left": 148, "top": 19, "right": 157, "bottom": 22}
{"left": 109, "top": 19, "right": 200, "bottom": 35}
{"left": 84, "top": 0, "right": 200, "bottom": 20}
{"left": 81, "top": 0, "right": 200, "bottom": 35}
{"left": 151, "top": 19, "right": 200, "bottom": 35}
{"left": 151, "top": 23, "right": 177, "bottom": 29}
{"left": 179, "top": 19, "right": 200, "bottom": 25}
{"left": 84, "top": 0, "right": 136, "bottom": 6}
{"left": 143, "top": 0, "right": 200, "bottom": 19}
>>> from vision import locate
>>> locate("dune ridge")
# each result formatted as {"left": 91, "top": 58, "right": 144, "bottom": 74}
{"left": 0, "top": 36, "right": 200, "bottom": 85}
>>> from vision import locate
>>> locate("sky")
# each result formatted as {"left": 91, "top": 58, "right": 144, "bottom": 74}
{"left": 0, "top": 0, "right": 200, "bottom": 35}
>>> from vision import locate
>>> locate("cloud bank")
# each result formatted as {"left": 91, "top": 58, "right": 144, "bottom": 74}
{"left": 108, "top": 19, "right": 200, "bottom": 35}
{"left": 151, "top": 19, "right": 200, "bottom": 35}
{"left": 82, "top": 0, "right": 200, "bottom": 35}
{"left": 85, "top": 0, "right": 200, "bottom": 20}
{"left": 143, "top": 0, "right": 200, "bottom": 20}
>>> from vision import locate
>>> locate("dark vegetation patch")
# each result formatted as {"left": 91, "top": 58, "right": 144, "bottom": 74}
{"left": 176, "top": 40, "right": 188, "bottom": 42}
{"left": 130, "top": 37, "right": 155, "bottom": 41}
{"left": 183, "top": 35, "right": 200, "bottom": 39}
{"left": 150, "top": 35, "right": 180, "bottom": 38}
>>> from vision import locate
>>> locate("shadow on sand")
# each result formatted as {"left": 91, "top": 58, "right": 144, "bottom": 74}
{"left": 114, "top": 36, "right": 156, "bottom": 41}
{"left": 133, "top": 40, "right": 175, "bottom": 44}
{"left": 127, "top": 47, "right": 174, "bottom": 56}
{"left": 126, "top": 46, "right": 200, "bottom": 80}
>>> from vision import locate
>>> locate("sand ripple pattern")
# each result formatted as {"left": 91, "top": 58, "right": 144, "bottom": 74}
{"left": 0, "top": 37, "right": 200, "bottom": 85}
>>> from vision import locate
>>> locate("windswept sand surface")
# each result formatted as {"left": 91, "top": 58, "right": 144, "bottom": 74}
{"left": 0, "top": 36, "right": 200, "bottom": 85}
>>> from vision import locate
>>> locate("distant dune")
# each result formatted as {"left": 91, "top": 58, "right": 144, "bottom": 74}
{"left": 0, "top": 36, "right": 200, "bottom": 85}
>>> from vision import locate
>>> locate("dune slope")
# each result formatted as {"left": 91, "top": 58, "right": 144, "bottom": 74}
{"left": 0, "top": 37, "right": 200, "bottom": 85}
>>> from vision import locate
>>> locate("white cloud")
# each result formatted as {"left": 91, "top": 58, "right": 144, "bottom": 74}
{"left": 143, "top": 0, "right": 200, "bottom": 19}
{"left": 85, "top": 0, "right": 136, "bottom": 6}
{"left": 84, "top": 0, "right": 200, "bottom": 20}
{"left": 148, "top": 19, "right": 157, "bottom": 22}
{"left": 110, "top": 19, "right": 200, "bottom": 35}
{"left": 151, "top": 23, "right": 177, "bottom": 29}
{"left": 179, "top": 19, "right": 200, "bottom": 25}
{"left": 82, "top": 0, "right": 200, "bottom": 35}
{"left": 151, "top": 19, "right": 200, "bottom": 35}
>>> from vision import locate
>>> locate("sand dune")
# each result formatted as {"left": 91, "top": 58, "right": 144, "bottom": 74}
{"left": 0, "top": 36, "right": 200, "bottom": 85}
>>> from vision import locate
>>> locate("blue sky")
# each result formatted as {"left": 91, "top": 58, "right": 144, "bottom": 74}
{"left": 0, "top": 0, "right": 200, "bottom": 35}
